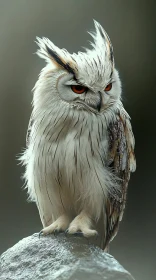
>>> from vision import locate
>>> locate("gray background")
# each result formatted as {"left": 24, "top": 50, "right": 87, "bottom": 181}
{"left": 0, "top": 1, "right": 155, "bottom": 280}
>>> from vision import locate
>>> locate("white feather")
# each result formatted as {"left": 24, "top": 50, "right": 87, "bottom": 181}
{"left": 20, "top": 21, "right": 136, "bottom": 247}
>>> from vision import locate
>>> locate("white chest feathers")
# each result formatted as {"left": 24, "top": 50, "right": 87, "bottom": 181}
{"left": 24, "top": 107, "right": 117, "bottom": 220}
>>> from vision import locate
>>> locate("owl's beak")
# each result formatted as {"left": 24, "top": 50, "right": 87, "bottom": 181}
{"left": 89, "top": 91, "right": 102, "bottom": 112}
{"left": 84, "top": 91, "right": 102, "bottom": 112}
{"left": 97, "top": 91, "right": 102, "bottom": 112}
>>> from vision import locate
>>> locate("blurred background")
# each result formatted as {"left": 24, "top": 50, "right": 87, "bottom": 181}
{"left": 0, "top": 0, "right": 155, "bottom": 279}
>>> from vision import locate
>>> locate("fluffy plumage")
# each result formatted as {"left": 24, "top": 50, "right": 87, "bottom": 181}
{"left": 20, "top": 20, "right": 136, "bottom": 250}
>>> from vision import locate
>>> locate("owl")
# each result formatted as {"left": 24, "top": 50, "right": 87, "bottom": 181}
{"left": 20, "top": 20, "right": 136, "bottom": 250}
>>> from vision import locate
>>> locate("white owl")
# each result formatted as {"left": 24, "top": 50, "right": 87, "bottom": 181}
{"left": 20, "top": 21, "right": 136, "bottom": 250}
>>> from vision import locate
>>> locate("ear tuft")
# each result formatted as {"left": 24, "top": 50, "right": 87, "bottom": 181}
{"left": 88, "top": 20, "right": 114, "bottom": 66}
{"left": 36, "top": 37, "right": 77, "bottom": 76}
{"left": 36, "top": 36, "right": 56, "bottom": 63}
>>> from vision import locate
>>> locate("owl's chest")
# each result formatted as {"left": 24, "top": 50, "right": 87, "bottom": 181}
{"left": 45, "top": 122, "right": 109, "bottom": 176}
{"left": 34, "top": 111, "right": 109, "bottom": 178}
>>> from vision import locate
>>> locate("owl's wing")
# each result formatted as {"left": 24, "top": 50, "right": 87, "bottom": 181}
{"left": 104, "top": 109, "right": 136, "bottom": 247}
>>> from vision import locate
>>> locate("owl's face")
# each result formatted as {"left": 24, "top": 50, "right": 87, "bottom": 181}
{"left": 36, "top": 21, "right": 121, "bottom": 113}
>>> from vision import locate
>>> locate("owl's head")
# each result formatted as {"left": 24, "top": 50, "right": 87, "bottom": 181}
{"left": 36, "top": 20, "right": 121, "bottom": 113}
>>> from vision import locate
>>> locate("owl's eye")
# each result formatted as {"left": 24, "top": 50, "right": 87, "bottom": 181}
{"left": 104, "top": 83, "right": 112, "bottom": 92}
{"left": 71, "top": 85, "right": 87, "bottom": 94}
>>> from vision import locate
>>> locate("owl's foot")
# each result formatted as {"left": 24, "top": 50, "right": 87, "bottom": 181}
{"left": 40, "top": 214, "right": 71, "bottom": 236}
{"left": 67, "top": 211, "right": 98, "bottom": 238}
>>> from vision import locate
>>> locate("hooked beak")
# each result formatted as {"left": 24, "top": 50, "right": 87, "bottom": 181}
{"left": 75, "top": 91, "right": 103, "bottom": 113}
{"left": 85, "top": 91, "right": 102, "bottom": 112}
{"left": 96, "top": 91, "right": 102, "bottom": 112}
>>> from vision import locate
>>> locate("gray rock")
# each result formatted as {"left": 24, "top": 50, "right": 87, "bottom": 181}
{"left": 0, "top": 233, "right": 134, "bottom": 280}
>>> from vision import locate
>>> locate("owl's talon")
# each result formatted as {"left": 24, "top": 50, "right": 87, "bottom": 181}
{"left": 67, "top": 211, "right": 98, "bottom": 238}
{"left": 53, "top": 230, "right": 57, "bottom": 236}
{"left": 53, "top": 229, "right": 60, "bottom": 236}
{"left": 73, "top": 231, "right": 84, "bottom": 237}
{"left": 67, "top": 230, "right": 98, "bottom": 239}
{"left": 40, "top": 214, "right": 71, "bottom": 236}
{"left": 39, "top": 230, "right": 43, "bottom": 238}
{"left": 65, "top": 229, "right": 84, "bottom": 238}
{"left": 64, "top": 229, "right": 69, "bottom": 236}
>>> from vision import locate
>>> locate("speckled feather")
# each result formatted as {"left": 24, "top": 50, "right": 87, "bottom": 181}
{"left": 104, "top": 110, "right": 136, "bottom": 247}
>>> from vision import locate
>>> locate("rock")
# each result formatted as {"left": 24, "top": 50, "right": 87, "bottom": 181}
{"left": 0, "top": 233, "right": 134, "bottom": 280}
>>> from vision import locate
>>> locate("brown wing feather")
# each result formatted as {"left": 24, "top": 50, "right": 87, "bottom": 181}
{"left": 104, "top": 110, "right": 136, "bottom": 248}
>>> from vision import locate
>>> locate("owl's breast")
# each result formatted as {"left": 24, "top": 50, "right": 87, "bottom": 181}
{"left": 34, "top": 110, "right": 109, "bottom": 179}
{"left": 29, "top": 110, "right": 115, "bottom": 217}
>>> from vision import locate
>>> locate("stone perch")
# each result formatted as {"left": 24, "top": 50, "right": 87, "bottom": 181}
{"left": 0, "top": 233, "right": 134, "bottom": 280}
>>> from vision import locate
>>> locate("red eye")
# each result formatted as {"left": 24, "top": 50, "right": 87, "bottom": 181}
{"left": 104, "top": 83, "right": 112, "bottom": 92}
{"left": 71, "top": 85, "right": 87, "bottom": 94}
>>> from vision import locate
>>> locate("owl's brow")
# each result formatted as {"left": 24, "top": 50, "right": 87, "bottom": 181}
{"left": 46, "top": 45, "right": 77, "bottom": 80}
